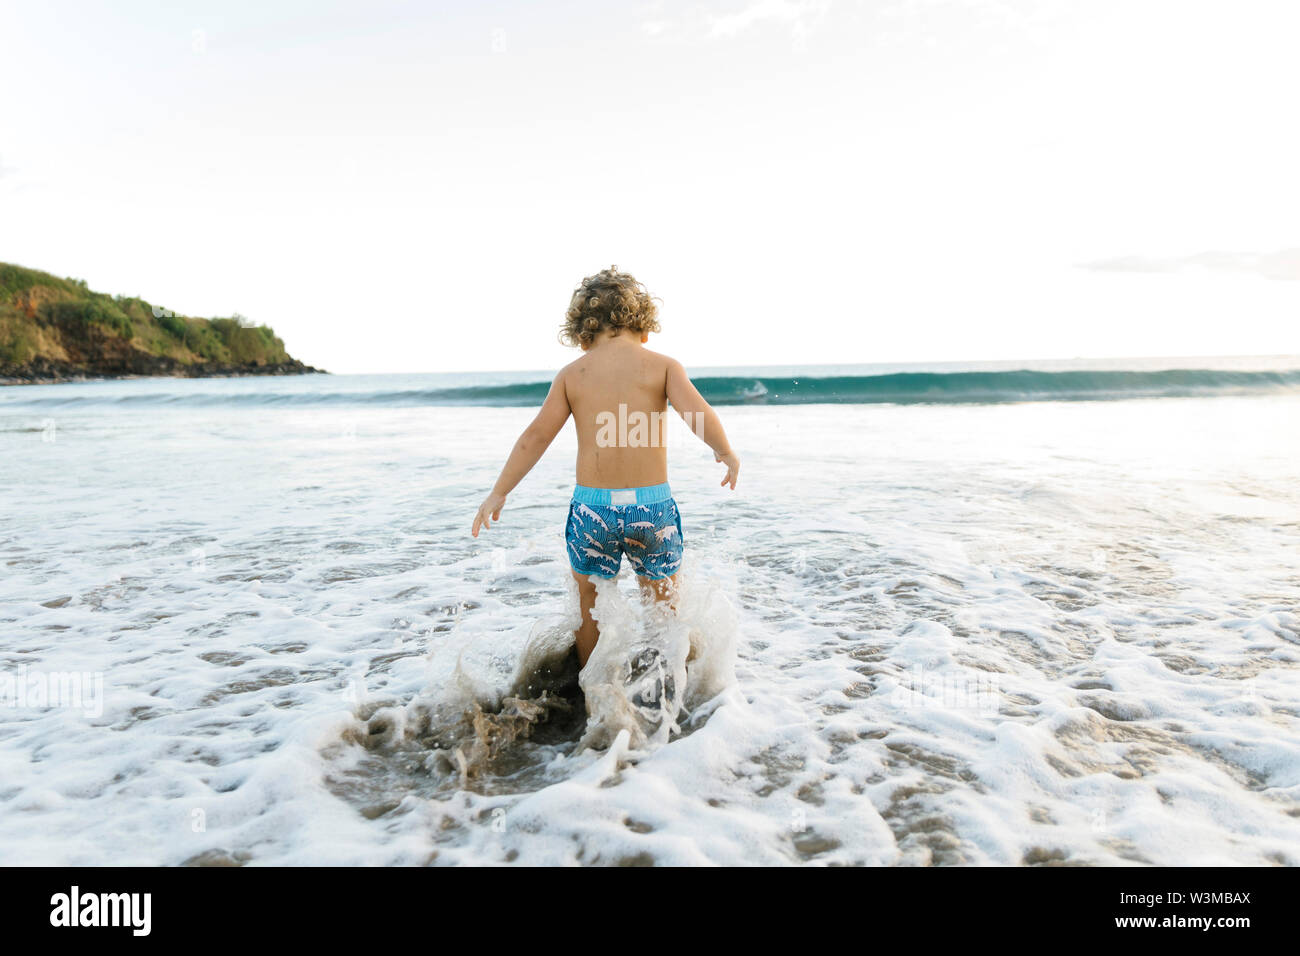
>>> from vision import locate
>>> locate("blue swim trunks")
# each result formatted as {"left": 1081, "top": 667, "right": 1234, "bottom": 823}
{"left": 565, "top": 482, "right": 684, "bottom": 580}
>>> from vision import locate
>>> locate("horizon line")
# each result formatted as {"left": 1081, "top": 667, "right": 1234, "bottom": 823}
{"left": 328, "top": 352, "right": 1300, "bottom": 377}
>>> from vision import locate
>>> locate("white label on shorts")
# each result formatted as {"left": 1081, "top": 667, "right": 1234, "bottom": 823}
{"left": 610, "top": 489, "right": 637, "bottom": 506}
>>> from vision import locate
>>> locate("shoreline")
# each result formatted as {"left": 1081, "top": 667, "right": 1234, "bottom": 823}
{"left": 0, "top": 362, "right": 328, "bottom": 387}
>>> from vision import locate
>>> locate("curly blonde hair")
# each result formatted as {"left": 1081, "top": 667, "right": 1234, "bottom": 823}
{"left": 559, "top": 266, "right": 661, "bottom": 348}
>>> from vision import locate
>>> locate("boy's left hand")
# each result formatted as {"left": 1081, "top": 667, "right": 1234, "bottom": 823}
{"left": 471, "top": 493, "right": 507, "bottom": 537}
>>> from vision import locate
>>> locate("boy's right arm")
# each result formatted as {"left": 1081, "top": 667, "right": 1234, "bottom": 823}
{"left": 666, "top": 358, "right": 740, "bottom": 490}
{"left": 471, "top": 369, "right": 572, "bottom": 537}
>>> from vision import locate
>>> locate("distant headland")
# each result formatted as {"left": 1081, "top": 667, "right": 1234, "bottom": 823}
{"left": 0, "top": 262, "right": 325, "bottom": 385}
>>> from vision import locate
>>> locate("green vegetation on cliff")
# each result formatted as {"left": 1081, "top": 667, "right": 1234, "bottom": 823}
{"left": 0, "top": 262, "right": 319, "bottom": 379}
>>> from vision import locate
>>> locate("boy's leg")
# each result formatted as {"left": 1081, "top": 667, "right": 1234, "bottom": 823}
{"left": 637, "top": 573, "right": 678, "bottom": 609}
{"left": 572, "top": 570, "right": 600, "bottom": 667}
{"left": 625, "top": 499, "right": 682, "bottom": 603}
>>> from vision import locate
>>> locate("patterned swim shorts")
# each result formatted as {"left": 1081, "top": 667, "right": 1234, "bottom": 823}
{"left": 564, "top": 482, "right": 684, "bottom": 580}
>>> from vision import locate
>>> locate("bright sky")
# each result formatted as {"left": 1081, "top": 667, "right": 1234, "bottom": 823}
{"left": 2, "top": 0, "right": 1297, "bottom": 373}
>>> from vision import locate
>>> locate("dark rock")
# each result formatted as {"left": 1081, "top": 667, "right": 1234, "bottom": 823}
{"left": 0, "top": 356, "right": 327, "bottom": 385}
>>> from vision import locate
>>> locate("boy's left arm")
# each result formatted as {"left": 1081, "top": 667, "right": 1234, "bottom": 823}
{"left": 471, "top": 370, "right": 571, "bottom": 537}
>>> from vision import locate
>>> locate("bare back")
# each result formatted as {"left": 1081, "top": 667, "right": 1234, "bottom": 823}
{"left": 562, "top": 340, "right": 671, "bottom": 488}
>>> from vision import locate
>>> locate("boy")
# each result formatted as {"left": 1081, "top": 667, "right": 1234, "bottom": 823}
{"left": 470, "top": 266, "right": 739, "bottom": 668}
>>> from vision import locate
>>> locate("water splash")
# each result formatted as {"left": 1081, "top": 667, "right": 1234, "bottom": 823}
{"left": 354, "top": 566, "right": 739, "bottom": 784}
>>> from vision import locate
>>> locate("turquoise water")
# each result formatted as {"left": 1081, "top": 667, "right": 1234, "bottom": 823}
{"left": 5, "top": 355, "right": 1299, "bottom": 409}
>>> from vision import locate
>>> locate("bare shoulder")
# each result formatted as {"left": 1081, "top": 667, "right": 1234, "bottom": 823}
{"left": 557, "top": 355, "right": 584, "bottom": 377}
{"left": 556, "top": 354, "right": 596, "bottom": 384}
{"left": 640, "top": 347, "right": 677, "bottom": 364}
{"left": 641, "top": 347, "right": 683, "bottom": 374}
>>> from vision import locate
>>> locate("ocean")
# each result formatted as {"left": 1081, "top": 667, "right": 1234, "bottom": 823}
{"left": 2, "top": 356, "right": 1298, "bottom": 865}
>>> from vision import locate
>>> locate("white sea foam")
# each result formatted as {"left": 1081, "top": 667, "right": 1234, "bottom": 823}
{"left": 1, "top": 374, "right": 1298, "bottom": 865}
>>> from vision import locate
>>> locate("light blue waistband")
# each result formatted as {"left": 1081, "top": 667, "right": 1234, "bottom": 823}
{"left": 572, "top": 482, "right": 673, "bottom": 506}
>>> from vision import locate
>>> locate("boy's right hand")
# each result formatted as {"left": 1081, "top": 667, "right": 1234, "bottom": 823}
{"left": 716, "top": 451, "right": 740, "bottom": 490}
{"left": 471, "top": 492, "right": 507, "bottom": 537}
